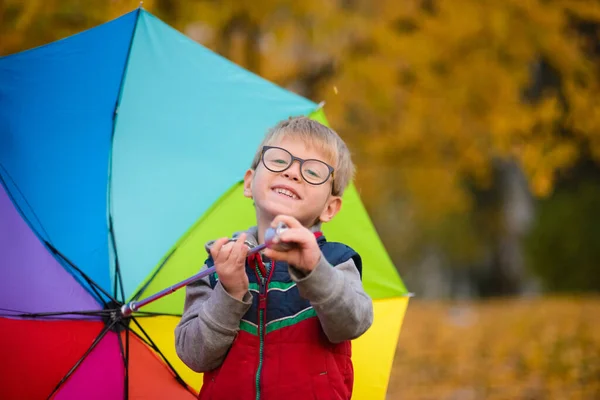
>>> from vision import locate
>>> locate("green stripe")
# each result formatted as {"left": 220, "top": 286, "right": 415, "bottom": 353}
{"left": 269, "top": 282, "right": 296, "bottom": 292}
{"left": 240, "top": 319, "right": 257, "bottom": 335}
{"left": 239, "top": 308, "right": 317, "bottom": 335}
{"left": 266, "top": 281, "right": 295, "bottom": 291}
{"left": 248, "top": 281, "right": 295, "bottom": 292}
{"left": 266, "top": 307, "right": 317, "bottom": 334}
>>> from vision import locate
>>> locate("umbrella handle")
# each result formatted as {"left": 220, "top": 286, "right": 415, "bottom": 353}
{"left": 120, "top": 223, "right": 291, "bottom": 317}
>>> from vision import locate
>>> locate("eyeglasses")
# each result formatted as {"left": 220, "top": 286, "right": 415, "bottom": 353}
{"left": 261, "top": 146, "right": 334, "bottom": 186}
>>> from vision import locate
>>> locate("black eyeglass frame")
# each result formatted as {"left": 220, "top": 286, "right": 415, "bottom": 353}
{"left": 260, "top": 145, "right": 335, "bottom": 186}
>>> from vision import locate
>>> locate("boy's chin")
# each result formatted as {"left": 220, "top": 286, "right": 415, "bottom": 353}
{"left": 257, "top": 201, "right": 304, "bottom": 221}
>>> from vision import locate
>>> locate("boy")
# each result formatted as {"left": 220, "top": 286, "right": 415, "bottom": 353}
{"left": 175, "top": 117, "right": 373, "bottom": 400}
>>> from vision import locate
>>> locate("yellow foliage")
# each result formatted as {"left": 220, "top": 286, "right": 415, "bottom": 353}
{"left": 316, "top": 0, "right": 600, "bottom": 221}
{"left": 389, "top": 296, "right": 600, "bottom": 399}
{"left": 2, "top": 0, "right": 600, "bottom": 226}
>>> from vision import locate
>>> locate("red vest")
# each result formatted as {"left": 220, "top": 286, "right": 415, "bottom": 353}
{"left": 199, "top": 237, "right": 362, "bottom": 400}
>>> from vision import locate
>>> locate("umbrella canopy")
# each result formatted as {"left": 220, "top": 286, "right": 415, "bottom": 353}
{"left": 0, "top": 7, "right": 410, "bottom": 400}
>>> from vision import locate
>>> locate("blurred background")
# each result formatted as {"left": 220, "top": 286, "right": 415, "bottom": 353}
{"left": 2, "top": 0, "right": 599, "bottom": 398}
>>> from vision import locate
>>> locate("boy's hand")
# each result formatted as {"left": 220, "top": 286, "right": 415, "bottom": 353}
{"left": 210, "top": 233, "right": 249, "bottom": 301}
{"left": 263, "top": 215, "right": 321, "bottom": 274}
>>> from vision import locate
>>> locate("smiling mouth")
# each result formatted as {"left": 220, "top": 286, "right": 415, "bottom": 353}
{"left": 272, "top": 187, "right": 300, "bottom": 200}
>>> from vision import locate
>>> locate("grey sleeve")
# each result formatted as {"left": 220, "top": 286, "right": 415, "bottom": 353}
{"left": 288, "top": 255, "right": 374, "bottom": 343}
{"left": 174, "top": 265, "right": 252, "bottom": 372}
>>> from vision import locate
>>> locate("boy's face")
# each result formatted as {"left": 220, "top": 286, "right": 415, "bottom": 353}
{"left": 243, "top": 136, "right": 342, "bottom": 228}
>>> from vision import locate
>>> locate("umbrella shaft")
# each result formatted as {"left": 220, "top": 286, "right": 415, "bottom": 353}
{"left": 121, "top": 242, "right": 267, "bottom": 316}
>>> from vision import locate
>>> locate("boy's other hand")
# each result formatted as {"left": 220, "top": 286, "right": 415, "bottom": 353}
{"left": 263, "top": 215, "right": 321, "bottom": 274}
{"left": 210, "top": 233, "right": 249, "bottom": 301}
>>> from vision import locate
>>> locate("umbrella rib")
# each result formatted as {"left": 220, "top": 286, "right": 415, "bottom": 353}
{"left": 128, "top": 326, "right": 153, "bottom": 348}
{"left": 109, "top": 215, "right": 126, "bottom": 303}
{"left": 47, "top": 319, "right": 118, "bottom": 399}
{"left": 107, "top": 7, "right": 142, "bottom": 305}
{"left": 113, "top": 264, "right": 118, "bottom": 303}
{"left": 0, "top": 163, "right": 53, "bottom": 243}
{"left": 74, "top": 274, "right": 109, "bottom": 309}
{"left": 130, "top": 311, "right": 183, "bottom": 318}
{"left": 1, "top": 166, "right": 112, "bottom": 308}
{"left": 130, "top": 247, "right": 177, "bottom": 302}
{"left": 116, "top": 324, "right": 130, "bottom": 400}
{"left": 129, "top": 316, "right": 194, "bottom": 394}
{"left": 45, "top": 240, "right": 117, "bottom": 306}
{"left": 112, "top": 224, "right": 118, "bottom": 301}
{"left": 0, "top": 308, "right": 111, "bottom": 319}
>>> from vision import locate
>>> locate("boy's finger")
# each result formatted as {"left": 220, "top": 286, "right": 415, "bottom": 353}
{"left": 231, "top": 233, "right": 247, "bottom": 253}
{"left": 234, "top": 241, "right": 249, "bottom": 266}
{"left": 209, "top": 237, "right": 225, "bottom": 258}
{"left": 210, "top": 237, "right": 230, "bottom": 260}
{"left": 275, "top": 229, "right": 311, "bottom": 247}
{"left": 263, "top": 247, "right": 287, "bottom": 262}
{"left": 232, "top": 233, "right": 249, "bottom": 263}
{"left": 235, "top": 233, "right": 247, "bottom": 245}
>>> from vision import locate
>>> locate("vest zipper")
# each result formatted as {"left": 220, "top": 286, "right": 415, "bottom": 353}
{"left": 254, "top": 261, "right": 273, "bottom": 400}
{"left": 255, "top": 272, "right": 265, "bottom": 400}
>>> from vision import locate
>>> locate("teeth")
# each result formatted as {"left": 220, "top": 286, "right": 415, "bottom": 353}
{"left": 274, "top": 188, "right": 298, "bottom": 199}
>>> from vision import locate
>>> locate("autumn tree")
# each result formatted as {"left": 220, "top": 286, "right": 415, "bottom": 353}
{"left": 310, "top": 0, "right": 600, "bottom": 294}
{"left": 3, "top": 0, "right": 600, "bottom": 294}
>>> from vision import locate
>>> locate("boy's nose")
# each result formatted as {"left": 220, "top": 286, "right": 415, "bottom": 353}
{"left": 282, "top": 161, "right": 302, "bottom": 182}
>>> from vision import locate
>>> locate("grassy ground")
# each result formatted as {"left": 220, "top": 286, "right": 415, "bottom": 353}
{"left": 387, "top": 296, "right": 600, "bottom": 400}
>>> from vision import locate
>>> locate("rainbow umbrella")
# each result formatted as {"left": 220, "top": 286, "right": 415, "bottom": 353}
{"left": 0, "top": 7, "right": 410, "bottom": 400}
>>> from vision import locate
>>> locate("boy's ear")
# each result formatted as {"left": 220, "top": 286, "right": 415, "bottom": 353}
{"left": 319, "top": 195, "right": 342, "bottom": 223}
{"left": 243, "top": 169, "right": 254, "bottom": 198}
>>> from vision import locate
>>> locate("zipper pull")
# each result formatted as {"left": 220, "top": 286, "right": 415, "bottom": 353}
{"left": 259, "top": 277, "right": 266, "bottom": 293}
{"left": 259, "top": 277, "right": 267, "bottom": 309}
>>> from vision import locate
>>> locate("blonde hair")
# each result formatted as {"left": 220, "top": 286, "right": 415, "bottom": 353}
{"left": 250, "top": 116, "right": 355, "bottom": 196}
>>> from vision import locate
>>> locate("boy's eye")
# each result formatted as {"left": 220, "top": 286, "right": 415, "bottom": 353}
{"left": 306, "top": 169, "right": 321, "bottom": 178}
{"left": 273, "top": 159, "right": 288, "bottom": 164}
